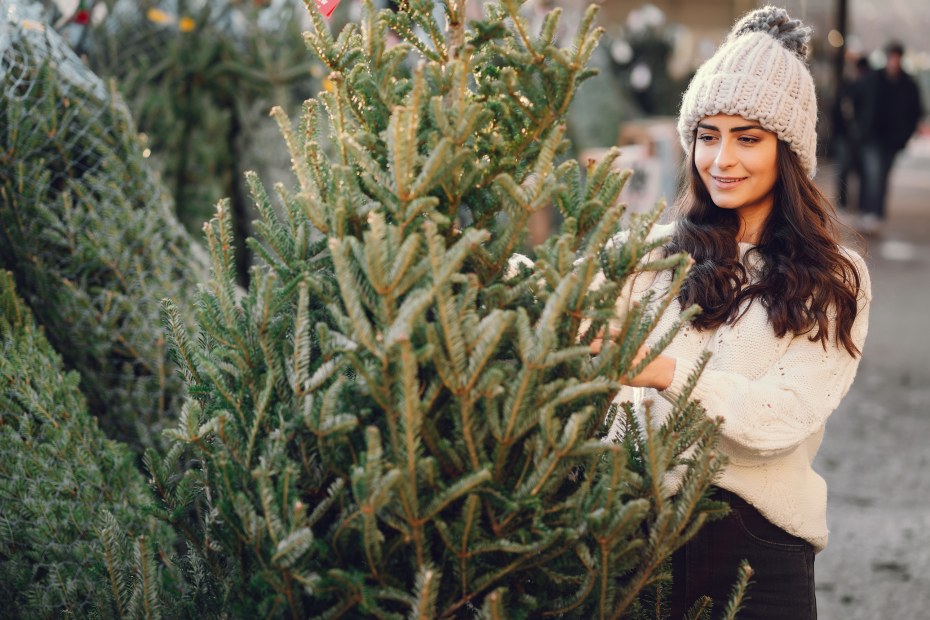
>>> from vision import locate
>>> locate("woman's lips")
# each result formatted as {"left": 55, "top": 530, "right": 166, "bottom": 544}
{"left": 712, "top": 175, "right": 747, "bottom": 188}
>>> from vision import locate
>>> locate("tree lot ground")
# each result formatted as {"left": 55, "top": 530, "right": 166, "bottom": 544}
{"left": 814, "top": 134, "right": 930, "bottom": 619}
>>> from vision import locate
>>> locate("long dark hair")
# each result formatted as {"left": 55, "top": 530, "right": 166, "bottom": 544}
{"left": 668, "top": 140, "right": 863, "bottom": 356}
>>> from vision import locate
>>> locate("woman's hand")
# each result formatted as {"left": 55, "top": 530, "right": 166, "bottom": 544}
{"left": 622, "top": 344, "right": 675, "bottom": 390}
{"left": 590, "top": 333, "right": 675, "bottom": 391}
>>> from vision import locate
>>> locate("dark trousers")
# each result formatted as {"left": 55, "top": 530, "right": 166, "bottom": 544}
{"left": 859, "top": 142, "right": 898, "bottom": 219}
{"left": 669, "top": 488, "right": 817, "bottom": 619}
{"left": 833, "top": 135, "right": 862, "bottom": 210}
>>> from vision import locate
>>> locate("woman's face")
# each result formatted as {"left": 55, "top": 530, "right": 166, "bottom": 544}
{"left": 694, "top": 113, "right": 779, "bottom": 222}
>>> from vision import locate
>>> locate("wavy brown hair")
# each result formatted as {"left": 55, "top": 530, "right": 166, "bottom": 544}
{"left": 668, "top": 140, "right": 863, "bottom": 356}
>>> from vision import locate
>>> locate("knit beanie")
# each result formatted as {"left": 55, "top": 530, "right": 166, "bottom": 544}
{"left": 677, "top": 6, "right": 818, "bottom": 177}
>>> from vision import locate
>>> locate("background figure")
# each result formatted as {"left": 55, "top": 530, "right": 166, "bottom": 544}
{"left": 857, "top": 41, "right": 924, "bottom": 235}
{"left": 831, "top": 55, "right": 871, "bottom": 212}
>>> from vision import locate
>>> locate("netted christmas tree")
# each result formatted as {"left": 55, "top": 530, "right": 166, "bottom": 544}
{"left": 140, "top": 0, "right": 741, "bottom": 617}
{"left": 0, "top": 1, "right": 209, "bottom": 449}
{"left": 0, "top": 270, "right": 176, "bottom": 618}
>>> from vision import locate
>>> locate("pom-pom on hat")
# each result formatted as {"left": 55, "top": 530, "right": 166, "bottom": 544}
{"left": 677, "top": 6, "right": 818, "bottom": 177}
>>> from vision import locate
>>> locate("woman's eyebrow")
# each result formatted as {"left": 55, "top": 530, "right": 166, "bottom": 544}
{"left": 697, "top": 122, "right": 765, "bottom": 132}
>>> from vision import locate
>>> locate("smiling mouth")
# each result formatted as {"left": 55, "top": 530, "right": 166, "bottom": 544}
{"left": 713, "top": 176, "right": 747, "bottom": 184}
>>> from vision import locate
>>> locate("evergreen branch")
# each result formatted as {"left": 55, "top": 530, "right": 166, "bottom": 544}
{"left": 532, "top": 272, "right": 578, "bottom": 365}
{"left": 361, "top": 211, "right": 392, "bottom": 306}
{"left": 572, "top": 5, "right": 604, "bottom": 68}
{"left": 408, "top": 138, "right": 452, "bottom": 203}
{"left": 257, "top": 469, "right": 287, "bottom": 547}
{"left": 583, "top": 148, "right": 625, "bottom": 203}
{"left": 408, "top": 564, "right": 440, "bottom": 620}
{"left": 351, "top": 427, "right": 403, "bottom": 578}
{"left": 132, "top": 535, "right": 162, "bottom": 620}
{"left": 464, "top": 310, "right": 514, "bottom": 392}
{"left": 388, "top": 67, "right": 427, "bottom": 202}
{"left": 399, "top": 339, "right": 425, "bottom": 565}
{"left": 269, "top": 107, "right": 321, "bottom": 212}
{"left": 203, "top": 201, "right": 242, "bottom": 332}
{"left": 292, "top": 280, "right": 312, "bottom": 396}
{"left": 98, "top": 511, "right": 130, "bottom": 618}
{"left": 422, "top": 469, "right": 491, "bottom": 523}
{"left": 410, "top": 0, "right": 449, "bottom": 62}
{"left": 271, "top": 528, "right": 314, "bottom": 569}
{"left": 329, "top": 238, "right": 379, "bottom": 355}
{"left": 719, "top": 560, "right": 754, "bottom": 620}
{"left": 308, "top": 479, "right": 346, "bottom": 529}
{"left": 401, "top": 196, "right": 442, "bottom": 232}
{"left": 301, "top": 0, "right": 339, "bottom": 68}
{"left": 425, "top": 323, "right": 459, "bottom": 392}
{"left": 501, "top": 0, "right": 542, "bottom": 61}
{"left": 388, "top": 234, "right": 423, "bottom": 296}
{"left": 160, "top": 298, "right": 201, "bottom": 385}
{"left": 385, "top": 288, "right": 434, "bottom": 348}
{"left": 383, "top": 10, "right": 444, "bottom": 63}
{"left": 361, "top": 0, "right": 385, "bottom": 68}
{"left": 479, "top": 588, "right": 507, "bottom": 620}
{"left": 344, "top": 135, "right": 396, "bottom": 201}
{"left": 683, "top": 596, "right": 713, "bottom": 620}
{"left": 245, "top": 372, "right": 274, "bottom": 469}
{"left": 538, "top": 7, "right": 563, "bottom": 50}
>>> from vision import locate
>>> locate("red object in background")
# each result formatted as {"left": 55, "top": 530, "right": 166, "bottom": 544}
{"left": 73, "top": 9, "right": 90, "bottom": 24}
{"left": 311, "top": 0, "right": 341, "bottom": 18}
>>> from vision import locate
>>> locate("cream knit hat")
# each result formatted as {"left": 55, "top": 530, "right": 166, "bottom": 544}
{"left": 677, "top": 6, "right": 818, "bottom": 177}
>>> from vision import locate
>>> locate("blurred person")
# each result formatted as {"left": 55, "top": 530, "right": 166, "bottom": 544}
{"left": 831, "top": 55, "right": 871, "bottom": 214}
{"left": 857, "top": 40, "right": 924, "bottom": 235}
{"left": 595, "top": 7, "right": 871, "bottom": 617}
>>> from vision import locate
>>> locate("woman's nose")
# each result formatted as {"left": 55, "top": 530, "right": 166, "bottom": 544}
{"left": 714, "top": 139, "right": 737, "bottom": 169}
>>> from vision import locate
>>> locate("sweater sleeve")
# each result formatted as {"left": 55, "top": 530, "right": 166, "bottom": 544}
{"left": 660, "top": 251, "right": 872, "bottom": 463}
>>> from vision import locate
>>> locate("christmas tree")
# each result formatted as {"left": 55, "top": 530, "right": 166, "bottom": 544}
{"left": 0, "top": 4, "right": 208, "bottom": 449}
{"left": 142, "top": 0, "right": 741, "bottom": 617}
{"left": 0, "top": 270, "right": 173, "bottom": 618}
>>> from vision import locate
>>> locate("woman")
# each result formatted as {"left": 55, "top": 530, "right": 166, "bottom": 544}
{"left": 611, "top": 7, "right": 871, "bottom": 618}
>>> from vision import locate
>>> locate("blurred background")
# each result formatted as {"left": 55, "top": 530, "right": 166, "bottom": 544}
{"left": 16, "top": 0, "right": 930, "bottom": 617}
{"left": 34, "top": 0, "right": 930, "bottom": 269}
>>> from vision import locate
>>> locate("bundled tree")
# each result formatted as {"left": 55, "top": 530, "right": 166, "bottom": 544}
{"left": 0, "top": 271, "right": 175, "bottom": 618}
{"left": 138, "top": 1, "right": 748, "bottom": 618}
{"left": 0, "top": 5, "right": 208, "bottom": 450}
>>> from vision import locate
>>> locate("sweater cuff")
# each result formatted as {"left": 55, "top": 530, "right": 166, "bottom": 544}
{"left": 658, "top": 356, "right": 692, "bottom": 403}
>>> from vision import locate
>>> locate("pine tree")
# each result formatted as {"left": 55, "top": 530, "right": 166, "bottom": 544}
{"left": 0, "top": 270, "right": 175, "bottom": 619}
{"left": 0, "top": 9, "right": 208, "bottom": 450}
{"left": 139, "top": 1, "right": 748, "bottom": 617}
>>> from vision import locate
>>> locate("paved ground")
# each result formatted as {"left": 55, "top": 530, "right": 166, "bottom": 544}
{"left": 813, "top": 134, "right": 930, "bottom": 619}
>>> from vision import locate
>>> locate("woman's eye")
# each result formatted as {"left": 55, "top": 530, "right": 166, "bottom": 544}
{"left": 739, "top": 136, "right": 759, "bottom": 144}
{"left": 698, "top": 134, "right": 717, "bottom": 142}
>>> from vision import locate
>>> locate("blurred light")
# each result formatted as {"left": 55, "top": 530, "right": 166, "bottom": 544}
{"left": 630, "top": 63, "right": 652, "bottom": 91}
{"left": 610, "top": 39, "right": 633, "bottom": 64}
{"left": 147, "top": 8, "right": 171, "bottom": 25}
{"left": 627, "top": 4, "right": 666, "bottom": 33}
{"left": 142, "top": 149, "right": 152, "bottom": 159}
{"left": 827, "top": 30, "right": 844, "bottom": 48}
{"left": 91, "top": 2, "right": 108, "bottom": 25}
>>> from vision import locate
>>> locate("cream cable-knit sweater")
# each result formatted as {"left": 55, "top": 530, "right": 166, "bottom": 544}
{"left": 609, "top": 223, "right": 872, "bottom": 552}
